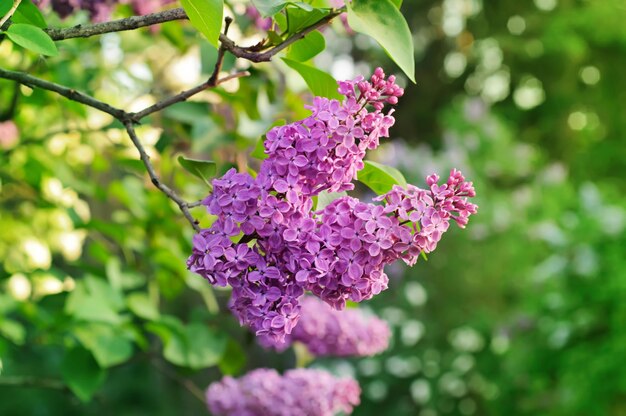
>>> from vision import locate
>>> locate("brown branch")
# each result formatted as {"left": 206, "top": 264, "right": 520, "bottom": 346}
{"left": 44, "top": 8, "right": 189, "bottom": 40}
{"left": 0, "top": 67, "right": 128, "bottom": 120}
{"left": 208, "top": 16, "right": 233, "bottom": 86}
{"left": 130, "top": 71, "right": 249, "bottom": 121}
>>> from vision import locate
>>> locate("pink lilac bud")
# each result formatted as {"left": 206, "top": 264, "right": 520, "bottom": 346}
{"left": 206, "top": 368, "right": 361, "bottom": 416}
{"left": 246, "top": 6, "right": 273, "bottom": 31}
{"left": 261, "top": 296, "right": 391, "bottom": 357}
{"left": 0, "top": 121, "right": 19, "bottom": 149}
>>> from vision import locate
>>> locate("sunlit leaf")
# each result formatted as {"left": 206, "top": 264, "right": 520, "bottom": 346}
{"left": 177, "top": 156, "right": 217, "bottom": 187}
{"left": 6, "top": 24, "right": 58, "bottom": 56}
{"left": 180, "top": 0, "right": 224, "bottom": 47}
{"left": 346, "top": 0, "right": 415, "bottom": 82}
{"left": 282, "top": 58, "right": 342, "bottom": 99}
{"left": 12, "top": 0, "right": 47, "bottom": 28}
{"left": 286, "top": 30, "right": 325, "bottom": 62}
{"left": 357, "top": 160, "right": 407, "bottom": 194}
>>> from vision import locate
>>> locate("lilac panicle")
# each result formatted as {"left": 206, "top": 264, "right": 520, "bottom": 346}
{"left": 261, "top": 296, "right": 391, "bottom": 357}
{"left": 187, "top": 68, "right": 477, "bottom": 342}
{"left": 206, "top": 368, "right": 361, "bottom": 416}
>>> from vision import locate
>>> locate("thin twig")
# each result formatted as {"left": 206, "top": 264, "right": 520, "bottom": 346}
{"left": 0, "top": 0, "right": 22, "bottom": 28}
{"left": 123, "top": 120, "right": 201, "bottom": 232}
{"left": 208, "top": 17, "right": 233, "bottom": 86}
{"left": 150, "top": 359, "right": 205, "bottom": 403}
{"left": 130, "top": 71, "right": 249, "bottom": 122}
{"left": 0, "top": 376, "right": 68, "bottom": 391}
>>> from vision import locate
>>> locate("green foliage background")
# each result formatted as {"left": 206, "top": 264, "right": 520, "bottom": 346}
{"left": 1, "top": 0, "right": 626, "bottom": 415}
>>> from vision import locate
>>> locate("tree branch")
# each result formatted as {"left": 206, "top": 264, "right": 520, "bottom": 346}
{"left": 0, "top": 376, "right": 68, "bottom": 391}
{"left": 0, "top": 67, "right": 128, "bottom": 120}
{"left": 130, "top": 71, "right": 249, "bottom": 122}
{"left": 40, "top": 7, "right": 343, "bottom": 63}
{"left": 43, "top": 8, "right": 189, "bottom": 40}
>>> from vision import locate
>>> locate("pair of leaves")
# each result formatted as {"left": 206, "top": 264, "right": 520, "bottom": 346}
{"left": 2, "top": 0, "right": 57, "bottom": 56}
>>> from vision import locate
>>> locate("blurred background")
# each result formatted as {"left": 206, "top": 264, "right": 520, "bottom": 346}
{"left": 1, "top": 0, "right": 626, "bottom": 415}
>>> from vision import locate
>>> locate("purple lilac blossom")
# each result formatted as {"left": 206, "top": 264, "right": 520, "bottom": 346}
{"left": 206, "top": 368, "right": 361, "bottom": 416}
{"left": 187, "top": 68, "right": 478, "bottom": 342}
{"left": 261, "top": 296, "right": 391, "bottom": 357}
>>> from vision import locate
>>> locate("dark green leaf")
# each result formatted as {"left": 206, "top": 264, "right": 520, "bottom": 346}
{"left": 75, "top": 325, "right": 134, "bottom": 368}
{"left": 357, "top": 160, "right": 407, "bottom": 194}
{"left": 218, "top": 339, "right": 246, "bottom": 375}
{"left": 180, "top": 0, "right": 224, "bottom": 47}
{"left": 12, "top": 0, "right": 47, "bottom": 28}
{"left": 286, "top": 30, "right": 325, "bottom": 62}
{"left": 346, "top": 0, "right": 415, "bottom": 82}
{"left": 282, "top": 58, "right": 342, "bottom": 99}
{"left": 177, "top": 155, "right": 217, "bottom": 186}
{"left": 148, "top": 317, "right": 227, "bottom": 369}
{"left": 6, "top": 24, "right": 58, "bottom": 56}
{"left": 61, "top": 347, "right": 106, "bottom": 402}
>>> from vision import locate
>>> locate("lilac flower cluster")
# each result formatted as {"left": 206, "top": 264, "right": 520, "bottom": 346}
{"left": 262, "top": 296, "right": 391, "bottom": 357}
{"left": 206, "top": 368, "right": 360, "bottom": 416}
{"left": 187, "top": 68, "right": 477, "bottom": 343}
{"left": 37, "top": 0, "right": 174, "bottom": 22}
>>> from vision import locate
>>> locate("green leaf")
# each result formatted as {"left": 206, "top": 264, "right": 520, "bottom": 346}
{"left": 251, "top": 137, "right": 269, "bottom": 160}
{"left": 218, "top": 339, "right": 246, "bottom": 375}
{"left": 315, "top": 190, "right": 347, "bottom": 210}
{"left": 6, "top": 24, "right": 58, "bottom": 56}
{"left": 285, "top": 7, "right": 328, "bottom": 35}
{"left": 61, "top": 347, "right": 106, "bottom": 402}
{"left": 286, "top": 30, "right": 325, "bottom": 62}
{"left": 12, "top": 0, "right": 47, "bottom": 28}
{"left": 390, "top": 0, "right": 403, "bottom": 7}
{"left": 0, "top": 319, "right": 25, "bottom": 345}
{"left": 65, "top": 279, "right": 123, "bottom": 325}
{"left": 0, "top": 1, "right": 12, "bottom": 16}
{"left": 251, "top": 119, "right": 286, "bottom": 160}
{"left": 282, "top": 58, "right": 342, "bottom": 99}
{"left": 127, "top": 293, "right": 160, "bottom": 321}
{"left": 180, "top": 0, "right": 224, "bottom": 47}
{"left": 357, "top": 160, "right": 407, "bottom": 194}
{"left": 177, "top": 155, "right": 217, "bottom": 187}
{"left": 75, "top": 324, "right": 134, "bottom": 368}
{"left": 346, "top": 0, "right": 415, "bottom": 82}
{"left": 251, "top": 1, "right": 317, "bottom": 18}
{"left": 147, "top": 317, "right": 228, "bottom": 369}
